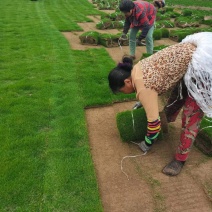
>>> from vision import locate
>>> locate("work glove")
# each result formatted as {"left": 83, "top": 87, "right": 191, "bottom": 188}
{"left": 138, "top": 140, "right": 151, "bottom": 152}
{"left": 132, "top": 101, "right": 143, "bottom": 109}
{"left": 120, "top": 33, "right": 128, "bottom": 41}
{"left": 136, "top": 39, "right": 146, "bottom": 46}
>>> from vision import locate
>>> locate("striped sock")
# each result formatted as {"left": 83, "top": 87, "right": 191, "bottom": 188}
{"left": 145, "top": 118, "right": 161, "bottom": 146}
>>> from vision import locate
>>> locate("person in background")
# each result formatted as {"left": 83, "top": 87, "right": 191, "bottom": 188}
{"left": 119, "top": 0, "right": 156, "bottom": 59}
{"left": 108, "top": 32, "right": 212, "bottom": 176}
{"left": 153, "top": 0, "right": 165, "bottom": 10}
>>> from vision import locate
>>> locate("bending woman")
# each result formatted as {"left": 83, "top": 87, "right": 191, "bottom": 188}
{"left": 108, "top": 32, "right": 212, "bottom": 176}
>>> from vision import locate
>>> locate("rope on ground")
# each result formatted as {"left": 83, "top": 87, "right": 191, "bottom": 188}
{"left": 121, "top": 141, "right": 147, "bottom": 180}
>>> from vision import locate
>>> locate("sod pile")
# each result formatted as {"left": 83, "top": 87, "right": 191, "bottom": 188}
{"left": 79, "top": 31, "right": 100, "bottom": 45}
{"left": 119, "top": 38, "right": 129, "bottom": 46}
{"left": 203, "top": 19, "right": 212, "bottom": 27}
{"left": 175, "top": 16, "right": 201, "bottom": 28}
{"left": 194, "top": 117, "right": 212, "bottom": 157}
{"left": 153, "top": 29, "right": 162, "bottom": 40}
{"left": 182, "top": 9, "right": 193, "bottom": 17}
{"left": 96, "top": 0, "right": 118, "bottom": 10}
{"left": 102, "top": 11, "right": 124, "bottom": 21}
{"left": 169, "top": 28, "right": 199, "bottom": 42}
{"left": 140, "top": 53, "right": 152, "bottom": 60}
{"left": 156, "top": 13, "right": 171, "bottom": 21}
{"left": 79, "top": 31, "right": 129, "bottom": 47}
{"left": 96, "top": 18, "right": 112, "bottom": 29}
{"left": 165, "top": 7, "right": 174, "bottom": 13}
{"left": 116, "top": 108, "right": 166, "bottom": 142}
{"left": 203, "top": 16, "right": 212, "bottom": 26}
{"left": 96, "top": 19, "right": 124, "bottom": 29}
{"left": 116, "top": 108, "right": 147, "bottom": 142}
{"left": 112, "top": 20, "right": 125, "bottom": 29}
{"left": 99, "top": 33, "right": 120, "bottom": 47}
{"left": 153, "top": 45, "right": 169, "bottom": 53}
{"left": 169, "top": 28, "right": 212, "bottom": 42}
{"left": 161, "top": 28, "right": 170, "bottom": 38}
{"left": 195, "top": 133, "right": 212, "bottom": 157}
{"left": 156, "top": 20, "right": 175, "bottom": 28}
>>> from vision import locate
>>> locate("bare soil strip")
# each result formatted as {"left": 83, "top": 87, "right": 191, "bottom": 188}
{"left": 86, "top": 101, "right": 212, "bottom": 212}
{"left": 62, "top": 14, "right": 178, "bottom": 63}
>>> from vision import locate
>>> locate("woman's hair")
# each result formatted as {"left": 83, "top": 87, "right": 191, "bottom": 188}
{"left": 108, "top": 56, "right": 133, "bottom": 93}
{"left": 119, "top": 0, "right": 135, "bottom": 12}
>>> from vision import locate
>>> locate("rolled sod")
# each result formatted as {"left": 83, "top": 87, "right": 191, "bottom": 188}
{"left": 116, "top": 108, "right": 166, "bottom": 142}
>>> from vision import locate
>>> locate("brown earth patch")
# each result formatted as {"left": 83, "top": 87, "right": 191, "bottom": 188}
{"left": 86, "top": 100, "right": 212, "bottom": 212}
{"left": 62, "top": 14, "right": 178, "bottom": 63}
{"left": 63, "top": 5, "right": 212, "bottom": 211}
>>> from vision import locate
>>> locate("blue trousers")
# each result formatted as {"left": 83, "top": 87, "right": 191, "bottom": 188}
{"left": 129, "top": 25, "right": 154, "bottom": 55}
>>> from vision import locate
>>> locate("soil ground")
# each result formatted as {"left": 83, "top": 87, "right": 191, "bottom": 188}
{"left": 63, "top": 5, "right": 212, "bottom": 212}
{"left": 86, "top": 101, "right": 212, "bottom": 212}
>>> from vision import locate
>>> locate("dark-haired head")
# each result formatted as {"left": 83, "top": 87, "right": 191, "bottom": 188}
{"left": 154, "top": 1, "right": 165, "bottom": 8}
{"left": 119, "top": 0, "right": 135, "bottom": 12}
{"left": 108, "top": 56, "right": 133, "bottom": 94}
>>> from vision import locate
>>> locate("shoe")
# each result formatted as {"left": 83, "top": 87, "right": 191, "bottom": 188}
{"left": 136, "top": 39, "right": 146, "bottom": 46}
{"left": 130, "top": 55, "right": 136, "bottom": 60}
{"left": 162, "top": 159, "right": 185, "bottom": 176}
{"left": 138, "top": 141, "right": 151, "bottom": 152}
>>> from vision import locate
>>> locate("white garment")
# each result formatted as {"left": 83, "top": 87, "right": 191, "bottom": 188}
{"left": 182, "top": 32, "right": 212, "bottom": 118}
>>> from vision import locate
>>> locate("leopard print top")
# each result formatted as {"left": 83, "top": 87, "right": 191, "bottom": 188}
{"left": 140, "top": 42, "right": 196, "bottom": 94}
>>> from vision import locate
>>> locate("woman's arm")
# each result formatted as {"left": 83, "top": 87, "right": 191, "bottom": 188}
{"left": 137, "top": 88, "right": 161, "bottom": 146}
{"left": 123, "top": 17, "right": 131, "bottom": 34}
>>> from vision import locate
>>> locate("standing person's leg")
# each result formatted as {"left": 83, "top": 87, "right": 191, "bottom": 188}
{"left": 163, "top": 96, "right": 204, "bottom": 176}
{"left": 145, "top": 25, "right": 154, "bottom": 54}
{"left": 129, "top": 27, "right": 139, "bottom": 58}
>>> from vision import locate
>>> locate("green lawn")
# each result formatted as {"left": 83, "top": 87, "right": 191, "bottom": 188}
{"left": 0, "top": 0, "right": 211, "bottom": 211}
{"left": 166, "top": 0, "right": 212, "bottom": 7}
{"left": 1, "top": 0, "right": 113, "bottom": 211}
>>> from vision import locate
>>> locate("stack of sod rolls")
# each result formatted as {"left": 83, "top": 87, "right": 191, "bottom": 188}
{"left": 79, "top": 31, "right": 100, "bottom": 45}
{"left": 116, "top": 108, "right": 167, "bottom": 142}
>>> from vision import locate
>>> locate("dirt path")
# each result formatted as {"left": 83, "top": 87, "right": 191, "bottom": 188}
{"left": 62, "top": 14, "right": 178, "bottom": 63}
{"left": 86, "top": 101, "right": 212, "bottom": 212}
{"left": 62, "top": 5, "right": 212, "bottom": 211}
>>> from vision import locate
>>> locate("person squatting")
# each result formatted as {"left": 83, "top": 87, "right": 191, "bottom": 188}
{"left": 108, "top": 32, "right": 212, "bottom": 176}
